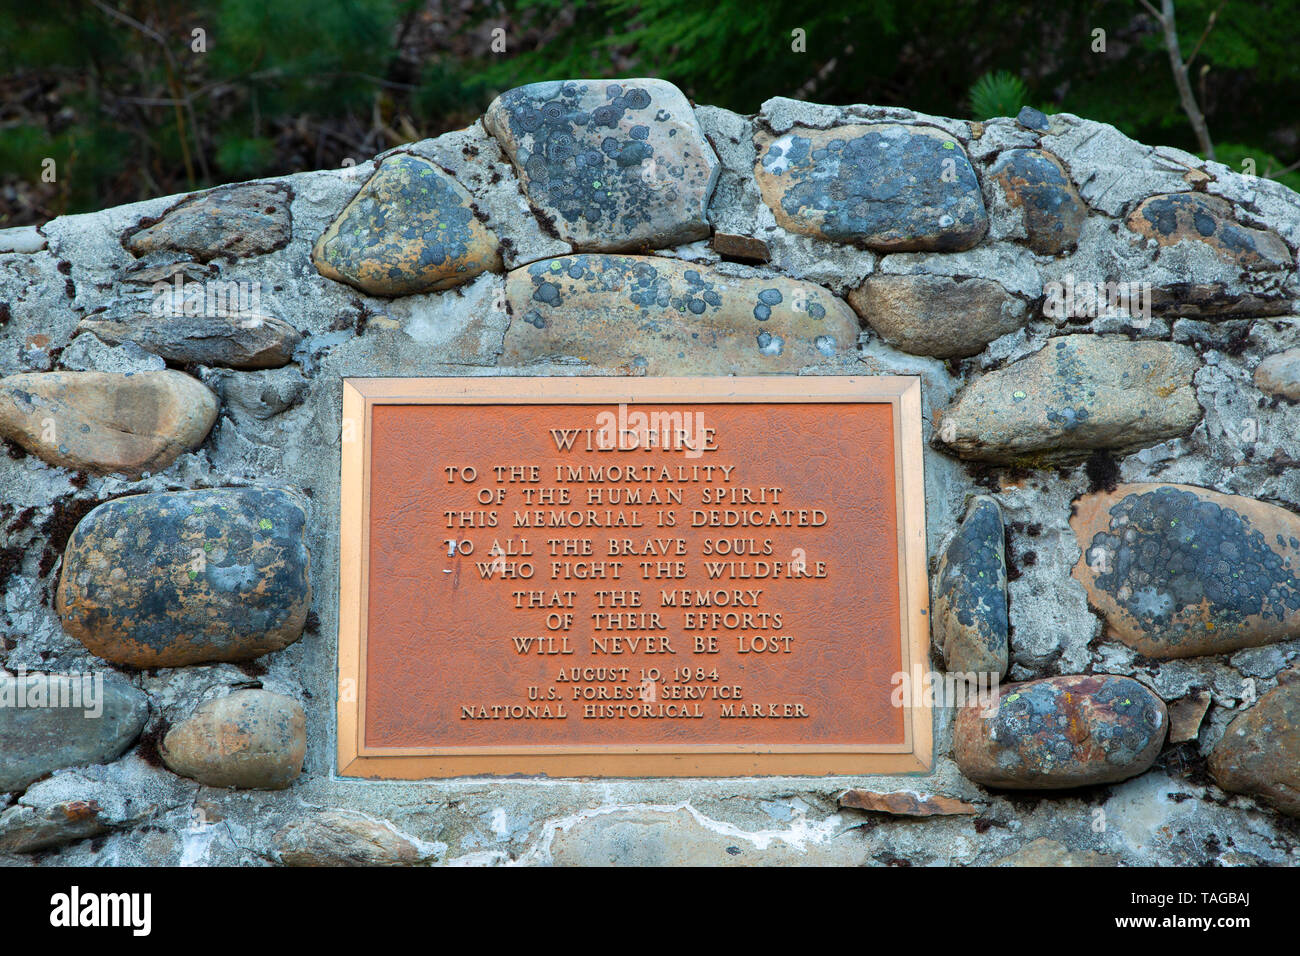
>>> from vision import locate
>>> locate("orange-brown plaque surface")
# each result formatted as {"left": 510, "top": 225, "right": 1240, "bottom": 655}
{"left": 338, "top": 377, "right": 930, "bottom": 777}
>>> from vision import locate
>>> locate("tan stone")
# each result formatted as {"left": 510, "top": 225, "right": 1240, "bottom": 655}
{"left": 502, "top": 254, "right": 858, "bottom": 374}
{"left": 712, "top": 233, "right": 770, "bottom": 263}
{"left": 995, "top": 838, "right": 1118, "bottom": 867}
{"left": 0, "top": 370, "right": 217, "bottom": 476}
{"left": 546, "top": 807, "right": 871, "bottom": 867}
{"left": 849, "top": 273, "right": 1028, "bottom": 358}
{"left": 934, "top": 337, "right": 1201, "bottom": 464}
{"left": 161, "top": 690, "right": 305, "bottom": 790}
{"left": 1168, "top": 691, "right": 1212, "bottom": 743}
{"left": 1208, "top": 674, "right": 1300, "bottom": 817}
{"left": 274, "top": 810, "right": 438, "bottom": 866}
{"left": 1255, "top": 347, "right": 1300, "bottom": 401}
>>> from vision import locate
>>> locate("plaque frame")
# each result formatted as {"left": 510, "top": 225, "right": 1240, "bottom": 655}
{"left": 338, "top": 376, "right": 931, "bottom": 778}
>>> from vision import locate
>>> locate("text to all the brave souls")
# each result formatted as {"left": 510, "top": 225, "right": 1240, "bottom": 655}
{"left": 440, "top": 405, "right": 831, "bottom": 724}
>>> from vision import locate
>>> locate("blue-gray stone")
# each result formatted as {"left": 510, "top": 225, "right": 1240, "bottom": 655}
{"left": 0, "top": 674, "right": 148, "bottom": 792}
{"left": 933, "top": 496, "right": 1009, "bottom": 677}
{"left": 1016, "top": 106, "right": 1049, "bottom": 132}
{"left": 755, "top": 123, "right": 988, "bottom": 251}
{"left": 989, "top": 148, "right": 1086, "bottom": 255}
{"left": 55, "top": 488, "right": 312, "bottom": 668}
{"left": 484, "top": 79, "right": 718, "bottom": 251}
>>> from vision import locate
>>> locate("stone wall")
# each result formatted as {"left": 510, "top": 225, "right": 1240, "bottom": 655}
{"left": 1, "top": 78, "right": 1298, "bottom": 866}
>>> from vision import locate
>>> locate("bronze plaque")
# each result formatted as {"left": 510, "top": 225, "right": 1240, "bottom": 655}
{"left": 338, "top": 377, "right": 930, "bottom": 777}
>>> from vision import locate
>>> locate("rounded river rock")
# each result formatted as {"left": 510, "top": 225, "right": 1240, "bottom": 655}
{"left": 484, "top": 78, "right": 718, "bottom": 251}
{"left": 0, "top": 370, "right": 218, "bottom": 477}
{"left": 0, "top": 673, "right": 148, "bottom": 792}
{"left": 55, "top": 487, "right": 312, "bottom": 668}
{"left": 313, "top": 153, "right": 501, "bottom": 296}
{"left": 755, "top": 123, "right": 988, "bottom": 251}
{"left": 954, "top": 674, "right": 1167, "bottom": 789}
{"left": 1071, "top": 483, "right": 1300, "bottom": 658}
{"left": 934, "top": 336, "right": 1202, "bottom": 464}
{"left": 161, "top": 689, "right": 306, "bottom": 790}
{"left": 1208, "top": 674, "right": 1300, "bottom": 817}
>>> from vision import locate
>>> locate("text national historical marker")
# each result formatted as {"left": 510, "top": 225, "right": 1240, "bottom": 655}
{"left": 338, "top": 377, "right": 930, "bottom": 777}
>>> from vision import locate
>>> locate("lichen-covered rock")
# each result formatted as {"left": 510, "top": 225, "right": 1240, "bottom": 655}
{"left": 55, "top": 488, "right": 311, "bottom": 668}
{"left": 1071, "top": 484, "right": 1300, "bottom": 659}
{"left": 934, "top": 337, "right": 1201, "bottom": 464}
{"left": 848, "top": 274, "right": 1027, "bottom": 358}
{"left": 954, "top": 674, "right": 1167, "bottom": 789}
{"left": 932, "top": 496, "right": 1009, "bottom": 678}
{"left": 989, "top": 148, "right": 1086, "bottom": 255}
{"left": 161, "top": 690, "right": 305, "bottom": 790}
{"left": 0, "top": 674, "right": 148, "bottom": 792}
{"left": 1208, "top": 674, "right": 1300, "bottom": 817}
{"left": 754, "top": 123, "right": 988, "bottom": 251}
{"left": 1127, "top": 193, "right": 1292, "bottom": 270}
{"left": 1255, "top": 347, "right": 1300, "bottom": 401}
{"left": 312, "top": 153, "right": 501, "bottom": 296}
{"left": 501, "top": 254, "right": 856, "bottom": 374}
{"left": 123, "top": 181, "right": 292, "bottom": 262}
{"left": 78, "top": 312, "right": 301, "bottom": 370}
{"left": 274, "top": 810, "right": 442, "bottom": 866}
{"left": 484, "top": 78, "right": 717, "bottom": 251}
{"left": 0, "top": 370, "right": 217, "bottom": 476}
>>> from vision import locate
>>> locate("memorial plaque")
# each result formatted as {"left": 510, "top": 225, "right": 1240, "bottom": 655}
{"left": 338, "top": 377, "right": 930, "bottom": 777}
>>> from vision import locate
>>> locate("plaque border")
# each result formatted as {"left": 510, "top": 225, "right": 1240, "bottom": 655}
{"left": 338, "top": 376, "right": 931, "bottom": 778}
